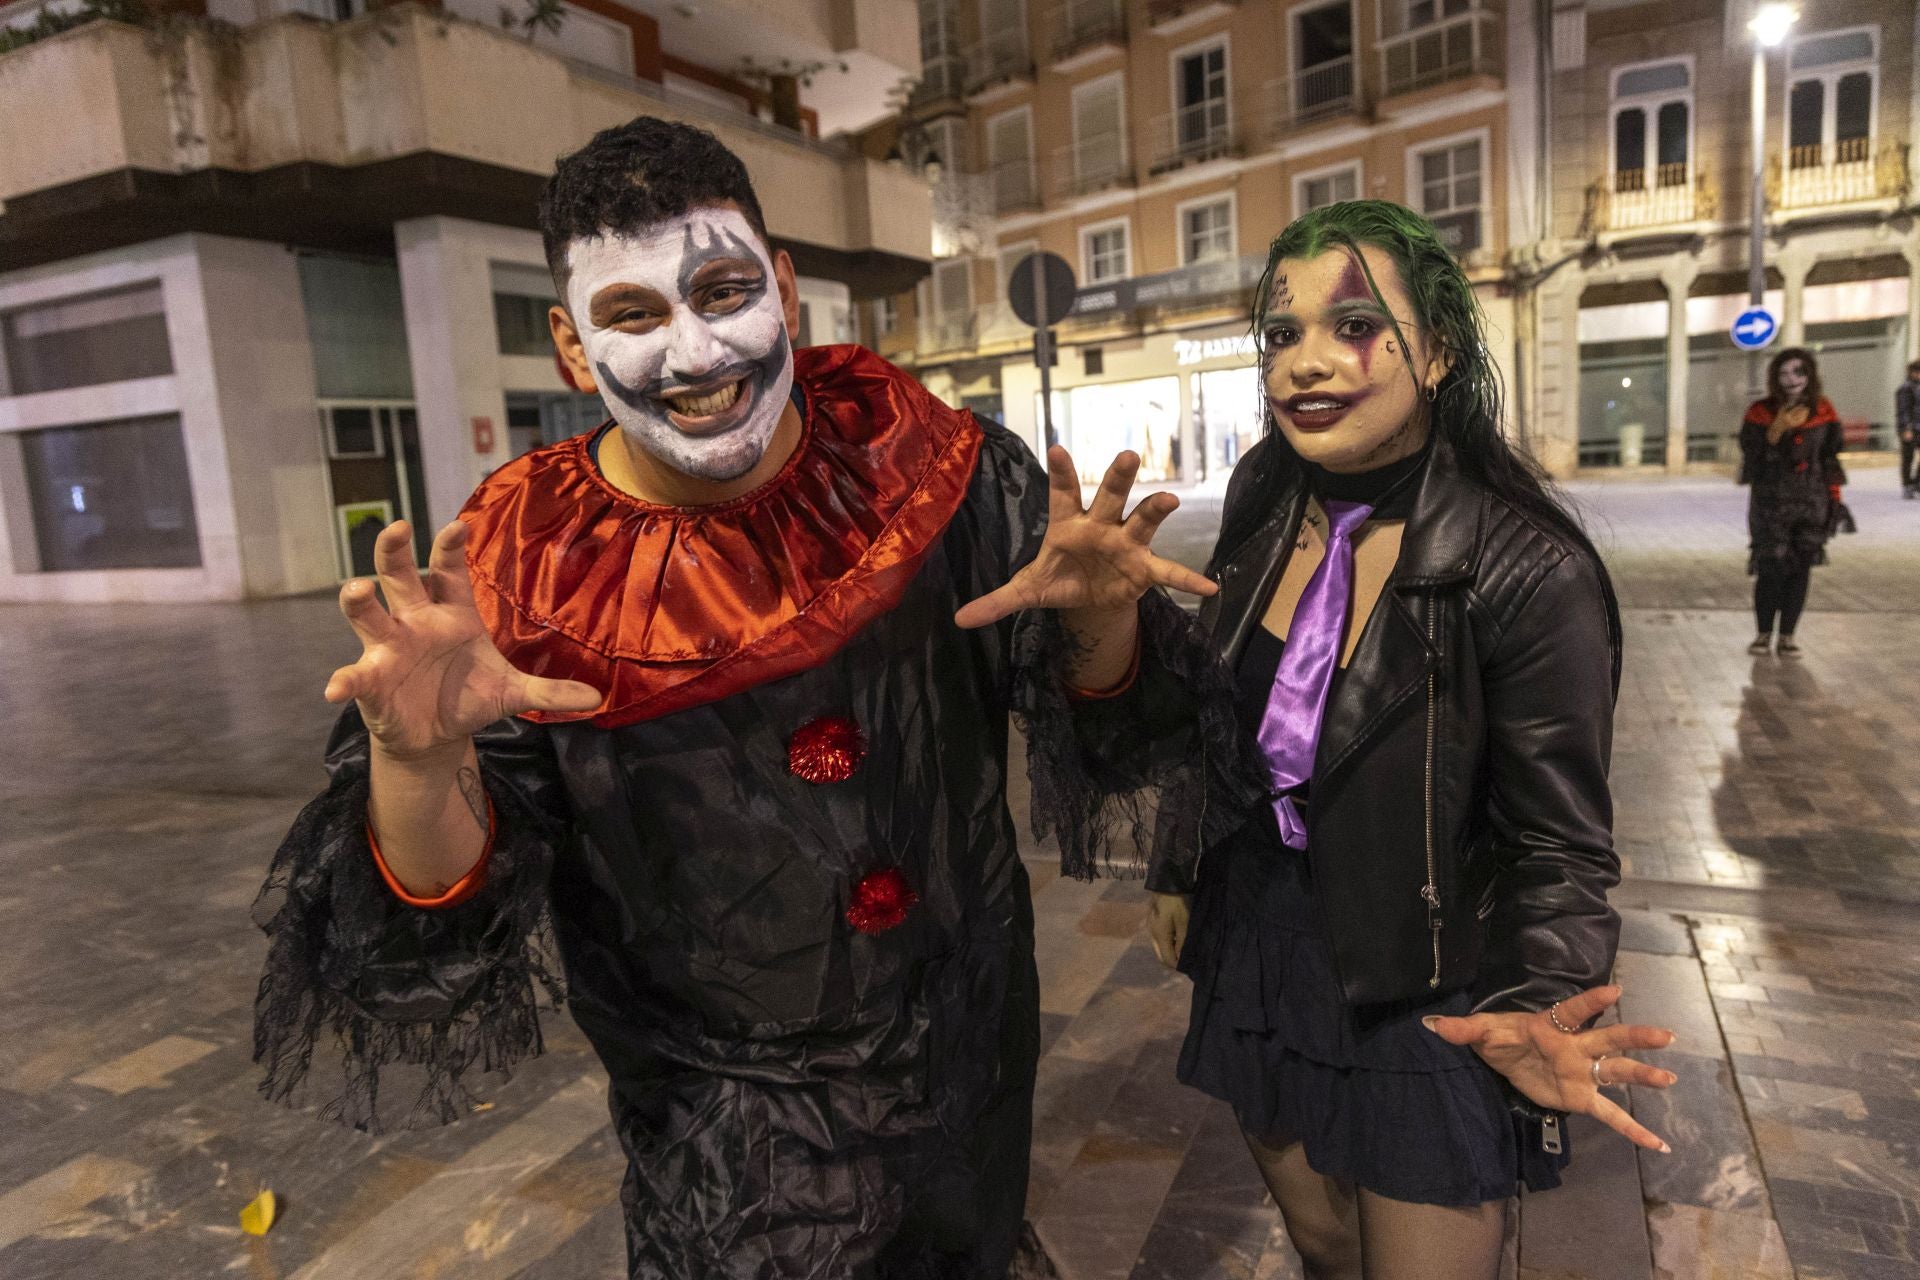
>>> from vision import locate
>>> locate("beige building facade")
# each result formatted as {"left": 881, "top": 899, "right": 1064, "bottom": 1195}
{"left": 0, "top": 0, "right": 929, "bottom": 601}
{"left": 877, "top": 0, "right": 1533, "bottom": 482}
{"left": 1520, "top": 0, "right": 1919, "bottom": 474}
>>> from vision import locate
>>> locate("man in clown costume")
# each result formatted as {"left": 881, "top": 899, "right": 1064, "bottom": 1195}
{"left": 252, "top": 117, "right": 1208, "bottom": 1278}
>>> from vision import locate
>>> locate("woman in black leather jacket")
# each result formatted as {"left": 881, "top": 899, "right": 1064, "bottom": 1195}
{"left": 963, "top": 202, "right": 1677, "bottom": 1279}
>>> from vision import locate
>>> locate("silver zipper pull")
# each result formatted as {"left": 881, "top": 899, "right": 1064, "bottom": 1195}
{"left": 1541, "top": 1115, "right": 1564, "bottom": 1155}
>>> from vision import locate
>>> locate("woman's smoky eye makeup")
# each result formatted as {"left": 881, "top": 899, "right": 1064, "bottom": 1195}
{"left": 1261, "top": 305, "right": 1389, "bottom": 351}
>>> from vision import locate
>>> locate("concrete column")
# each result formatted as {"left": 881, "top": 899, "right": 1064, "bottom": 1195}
{"left": 1531, "top": 267, "right": 1584, "bottom": 477}
{"left": 1906, "top": 244, "right": 1920, "bottom": 363}
{"left": 1661, "top": 260, "right": 1696, "bottom": 471}
{"left": 1779, "top": 248, "right": 1813, "bottom": 348}
{"left": 394, "top": 216, "right": 517, "bottom": 532}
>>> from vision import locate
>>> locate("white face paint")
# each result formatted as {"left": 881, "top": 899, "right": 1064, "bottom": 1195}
{"left": 564, "top": 208, "right": 794, "bottom": 484}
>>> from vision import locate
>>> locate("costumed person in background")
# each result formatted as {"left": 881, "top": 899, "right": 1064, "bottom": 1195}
{"left": 251, "top": 118, "right": 1191, "bottom": 1279}
{"left": 965, "top": 201, "right": 1677, "bottom": 1280}
{"left": 1895, "top": 358, "right": 1918, "bottom": 499}
{"left": 1740, "top": 347, "right": 1845, "bottom": 657}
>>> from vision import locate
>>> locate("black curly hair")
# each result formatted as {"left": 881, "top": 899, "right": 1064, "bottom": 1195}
{"left": 538, "top": 117, "right": 771, "bottom": 299}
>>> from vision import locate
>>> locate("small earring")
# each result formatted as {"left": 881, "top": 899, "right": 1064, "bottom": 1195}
{"left": 1424, "top": 384, "right": 1438, "bottom": 403}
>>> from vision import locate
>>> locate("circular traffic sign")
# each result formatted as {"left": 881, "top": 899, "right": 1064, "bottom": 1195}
{"left": 1008, "top": 252, "right": 1078, "bottom": 329}
{"left": 1730, "top": 306, "right": 1778, "bottom": 352}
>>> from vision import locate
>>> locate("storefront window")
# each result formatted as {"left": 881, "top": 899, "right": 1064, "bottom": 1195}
{"left": 1193, "top": 366, "right": 1262, "bottom": 476}
{"left": 1577, "top": 340, "right": 1667, "bottom": 467}
{"left": 19, "top": 415, "right": 201, "bottom": 571}
{"left": 1, "top": 283, "right": 172, "bottom": 396}
{"left": 1043, "top": 376, "right": 1180, "bottom": 483}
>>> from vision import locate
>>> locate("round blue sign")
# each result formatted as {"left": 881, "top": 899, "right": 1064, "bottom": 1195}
{"left": 1731, "top": 306, "right": 1778, "bottom": 351}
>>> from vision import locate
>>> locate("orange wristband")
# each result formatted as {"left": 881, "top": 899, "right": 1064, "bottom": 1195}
{"left": 367, "top": 793, "right": 495, "bottom": 909}
{"left": 1064, "top": 640, "right": 1141, "bottom": 701}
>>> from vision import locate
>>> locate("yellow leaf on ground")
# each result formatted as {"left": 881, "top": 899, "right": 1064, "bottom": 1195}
{"left": 240, "top": 1189, "right": 277, "bottom": 1236}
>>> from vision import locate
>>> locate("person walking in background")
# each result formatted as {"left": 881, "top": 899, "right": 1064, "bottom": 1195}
{"left": 1740, "top": 347, "right": 1845, "bottom": 657}
{"left": 1897, "top": 359, "right": 1920, "bottom": 499}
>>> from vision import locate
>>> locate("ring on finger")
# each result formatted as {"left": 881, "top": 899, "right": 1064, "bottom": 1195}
{"left": 1548, "top": 1001, "right": 1579, "bottom": 1035}
{"left": 1590, "top": 1055, "right": 1612, "bottom": 1088}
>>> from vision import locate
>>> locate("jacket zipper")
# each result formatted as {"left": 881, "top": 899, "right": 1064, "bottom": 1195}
{"left": 1423, "top": 597, "right": 1442, "bottom": 989}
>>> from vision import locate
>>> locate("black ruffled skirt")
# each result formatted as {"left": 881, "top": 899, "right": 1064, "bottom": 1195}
{"left": 1175, "top": 822, "right": 1571, "bottom": 1207}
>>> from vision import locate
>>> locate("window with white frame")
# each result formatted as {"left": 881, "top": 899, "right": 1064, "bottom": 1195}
{"left": 1082, "top": 221, "right": 1130, "bottom": 285}
{"left": 1, "top": 282, "right": 173, "bottom": 396}
{"left": 1296, "top": 163, "right": 1359, "bottom": 214}
{"left": 987, "top": 108, "right": 1036, "bottom": 211}
{"left": 1413, "top": 137, "right": 1484, "bottom": 256}
{"left": 1611, "top": 60, "right": 1691, "bottom": 192}
{"left": 1404, "top": 0, "right": 1469, "bottom": 30}
{"left": 871, "top": 297, "right": 900, "bottom": 338}
{"left": 1787, "top": 28, "right": 1877, "bottom": 168}
{"left": 1180, "top": 198, "right": 1234, "bottom": 264}
{"left": 1171, "top": 40, "right": 1230, "bottom": 157}
{"left": 997, "top": 241, "right": 1038, "bottom": 307}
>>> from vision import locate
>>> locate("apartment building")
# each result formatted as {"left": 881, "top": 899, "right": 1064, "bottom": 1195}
{"left": 1523, "top": 0, "right": 1919, "bottom": 473}
{"left": 874, "top": 0, "right": 1529, "bottom": 483}
{"left": 0, "top": 0, "right": 928, "bottom": 601}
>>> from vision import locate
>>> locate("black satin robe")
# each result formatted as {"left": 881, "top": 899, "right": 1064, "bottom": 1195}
{"left": 253, "top": 363, "right": 1054, "bottom": 1279}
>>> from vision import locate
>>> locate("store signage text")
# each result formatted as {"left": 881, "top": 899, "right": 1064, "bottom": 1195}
{"left": 1071, "top": 253, "right": 1268, "bottom": 320}
{"left": 1174, "top": 334, "right": 1258, "bottom": 366}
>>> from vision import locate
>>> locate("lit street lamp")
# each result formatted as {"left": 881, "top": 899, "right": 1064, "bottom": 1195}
{"left": 1747, "top": 3, "right": 1797, "bottom": 306}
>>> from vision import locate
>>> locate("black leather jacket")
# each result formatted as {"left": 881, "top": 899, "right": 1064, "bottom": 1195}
{"left": 1064, "top": 437, "right": 1621, "bottom": 1014}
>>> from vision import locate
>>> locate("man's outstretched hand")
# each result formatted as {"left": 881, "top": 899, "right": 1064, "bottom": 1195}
{"left": 326, "top": 520, "right": 602, "bottom": 757}
{"left": 954, "top": 446, "right": 1218, "bottom": 629}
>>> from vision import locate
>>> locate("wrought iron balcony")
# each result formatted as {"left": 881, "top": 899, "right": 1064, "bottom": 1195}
{"left": 1580, "top": 165, "right": 1715, "bottom": 236}
{"left": 1145, "top": 0, "right": 1239, "bottom": 33}
{"left": 910, "top": 52, "right": 969, "bottom": 112}
{"left": 965, "top": 31, "right": 1035, "bottom": 99}
{"left": 979, "top": 158, "right": 1044, "bottom": 214}
{"left": 1378, "top": 9, "right": 1501, "bottom": 99}
{"left": 1772, "top": 139, "right": 1910, "bottom": 209}
{"left": 1264, "top": 58, "right": 1364, "bottom": 137}
{"left": 1148, "top": 102, "right": 1240, "bottom": 175}
{"left": 1047, "top": 0, "right": 1125, "bottom": 66}
{"left": 1051, "top": 133, "right": 1132, "bottom": 199}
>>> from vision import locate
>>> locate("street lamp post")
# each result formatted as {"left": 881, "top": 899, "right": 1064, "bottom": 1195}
{"left": 1748, "top": 4, "right": 1798, "bottom": 306}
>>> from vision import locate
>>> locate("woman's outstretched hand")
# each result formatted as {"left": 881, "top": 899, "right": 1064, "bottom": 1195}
{"left": 1424, "top": 984, "right": 1678, "bottom": 1153}
{"left": 326, "top": 520, "right": 603, "bottom": 759}
{"left": 954, "top": 446, "right": 1218, "bottom": 630}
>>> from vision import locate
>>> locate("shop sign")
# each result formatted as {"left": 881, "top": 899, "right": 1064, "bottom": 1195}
{"left": 1174, "top": 333, "right": 1258, "bottom": 366}
{"left": 1071, "top": 252, "right": 1268, "bottom": 320}
{"left": 1429, "top": 210, "right": 1482, "bottom": 257}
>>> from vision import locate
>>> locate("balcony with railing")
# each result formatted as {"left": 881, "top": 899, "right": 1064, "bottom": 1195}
{"left": 1146, "top": 0, "right": 1239, "bottom": 34}
{"left": 1580, "top": 165, "right": 1716, "bottom": 237}
{"left": 1051, "top": 133, "right": 1131, "bottom": 199}
{"left": 1378, "top": 8, "right": 1501, "bottom": 100}
{"left": 979, "top": 157, "right": 1044, "bottom": 214}
{"left": 1148, "top": 101, "right": 1240, "bottom": 175}
{"left": 1773, "top": 139, "right": 1910, "bottom": 210}
{"left": 1048, "top": 0, "right": 1125, "bottom": 67}
{"left": 910, "top": 51, "right": 970, "bottom": 112}
{"left": 1264, "top": 58, "right": 1363, "bottom": 137}
{"left": 965, "top": 30, "right": 1035, "bottom": 100}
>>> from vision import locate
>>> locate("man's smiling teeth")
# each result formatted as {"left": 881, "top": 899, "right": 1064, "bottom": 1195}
{"left": 665, "top": 380, "right": 742, "bottom": 417}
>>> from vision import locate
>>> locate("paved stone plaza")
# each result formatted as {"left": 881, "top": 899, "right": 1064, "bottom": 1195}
{"left": 1, "top": 464, "right": 1916, "bottom": 1279}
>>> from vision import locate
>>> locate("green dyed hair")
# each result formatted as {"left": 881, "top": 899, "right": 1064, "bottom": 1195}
{"left": 1239, "top": 198, "right": 1621, "bottom": 685}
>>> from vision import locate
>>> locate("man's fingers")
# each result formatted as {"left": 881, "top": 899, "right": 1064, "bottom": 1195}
{"left": 954, "top": 582, "right": 1036, "bottom": 630}
{"left": 1045, "top": 447, "right": 1085, "bottom": 524}
{"left": 1580, "top": 1022, "right": 1676, "bottom": 1058}
{"left": 512, "top": 674, "right": 603, "bottom": 716}
{"left": 1552, "top": 984, "right": 1623, "bottom": 1029}
{"left": 323, "top": 663, "right": 364, "bottom": 704}
{"left": 1593, "top": 1056, "right": 1678, "bottom": 1091}
{"left": 1123, "top": 492, "right": 1179, "bottom": 546}
{"left": 1086, "top": 451, "right": 1141, "bottom": 525}
{"left": 373, "top": 521, "right": 430, "bottom": 611}
{"left": 426, "top": 520, "right": 476, "bottom": 608}
{"left": 1147, "top": 555, "right": 1220, "bottom": 599}
{"left": 1589, "top": 1091, "right": 1671, "bottom": 1154}
{"left": 338, "top": 577, "right": 394, "bottom": 647}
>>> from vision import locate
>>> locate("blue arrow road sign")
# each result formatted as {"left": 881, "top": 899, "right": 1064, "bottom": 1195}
{"left": 1731, "top": 307, "right": 1778, "bottom": 351}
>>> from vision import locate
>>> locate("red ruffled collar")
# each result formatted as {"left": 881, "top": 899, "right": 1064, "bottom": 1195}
{"left": 460, "top": 345, "right": 984, "bottom": 728}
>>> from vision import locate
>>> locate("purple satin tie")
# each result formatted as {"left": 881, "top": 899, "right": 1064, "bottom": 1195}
{"left": 1256, "top": 499, "right": 1374, "bottom": 849}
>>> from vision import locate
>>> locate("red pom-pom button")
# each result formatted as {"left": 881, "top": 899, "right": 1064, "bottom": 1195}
{"left": 847, "top": 866, "right": 917, "bottom": 935}
{"left": 788, "top": 714, "right": 865, "bottom": 784}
